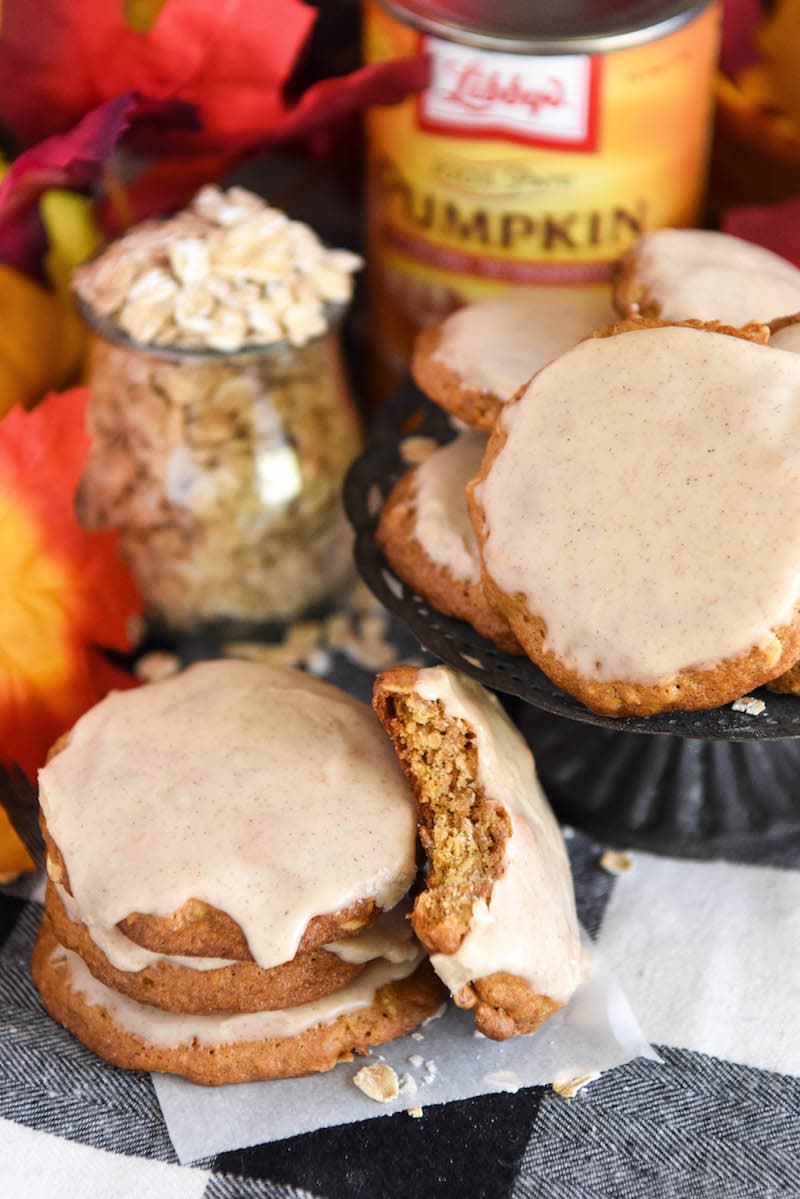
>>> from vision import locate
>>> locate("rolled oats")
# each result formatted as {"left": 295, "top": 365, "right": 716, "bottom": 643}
{"left": 74, "top": 186, "right": 366, "bottom": 629}
{"left": 74, "top": 185, "right": 362, "bottom": 351}
{"left": 78, "top": 331, "right": 362, "bottom": 628}
{"left": 353, "top": 1062, "right": 400, "bottom": 1103}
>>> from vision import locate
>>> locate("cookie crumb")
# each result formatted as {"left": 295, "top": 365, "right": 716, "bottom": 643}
{"left": 407, "top": 1106, "right": 424, "bottom": 1118}
{"left": 134, "top": 652, "right": 180, "bottom": 683}
{"left": 408, "top": 1054, "right": 425, "bottom": 1068}
{"left": 599, "top": 849, "right": 634, "bottom": 875}
{"left": 353, "top": 1062, "right": 400, "bottom": 1103}
{"left": 732, "top": 695, "right": 766, "bottom": 716}
{"left": 422, "top": 1059, "right": 438, "bottom": 1084}
{"left": 398, "top": 1072, "right": 417, "bottom": 1095}
{"left": 552, "top": 1071, "right": 599, "bottom": 1101}
{"left": 410, "top": 1032, "right": 424, "bottom": 1042}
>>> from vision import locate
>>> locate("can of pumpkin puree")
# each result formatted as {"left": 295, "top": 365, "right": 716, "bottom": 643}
{"left": 363, "top": 0, "right": 720, "bottom": 394}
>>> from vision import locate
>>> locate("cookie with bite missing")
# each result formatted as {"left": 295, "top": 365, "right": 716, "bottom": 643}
{"left": 613, "top": 228, "right": 800, "bottom": 326}
{"left": 32, "top": 915, "right": 444, "bottom": 1085}
{"left": 412, "top": 287, "right": 614, "bottom": 432}
{"left": 467, "top": 318, "right": 800, "bottom": 717}
{"left": 374, "top": 665, "right": 581, "bottom": 1041}
{"left": 377, "top": 432, "right": 520, "bottom": 653}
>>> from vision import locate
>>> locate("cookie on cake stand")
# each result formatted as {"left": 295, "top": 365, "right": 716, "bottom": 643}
{"left": 345, "top": 384, "right": 800, "bottom": 867}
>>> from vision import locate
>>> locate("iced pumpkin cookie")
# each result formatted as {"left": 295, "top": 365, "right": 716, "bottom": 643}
{"left": 613, "top": 228, "right": 800, "bottom": 326}
{"left": 38, "top": 661, "right": 418, "bottom": 971}
{"left": 44, "top": 881, "right": 418, "bottom": 1015}
{"left": 373, "top": 665, "right": 581, "bottom": 1041}
{"left": 33, "top": 916, "right": 444, "bottom": 1085}
{"left": 412, "top": 287, "right": 614, "bottom": 432}
{"left": 468, "top": 320, "right": 800, "bottom": 717}
{"left": 377, "top": 432, "right": 520, "bottom": 653}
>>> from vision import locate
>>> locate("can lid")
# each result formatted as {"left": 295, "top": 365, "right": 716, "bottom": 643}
{"left": 377, "top": 0, "right": 713, "bottom": 52}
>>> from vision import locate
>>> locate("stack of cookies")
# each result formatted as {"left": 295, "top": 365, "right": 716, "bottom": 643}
{"left": 32, "top": 658, "right": 584, "bottom": 1081}
{"left": 33, "top": 660, "right": 444, "bottom": 1085}
{"left": 380, "top": 235, "right": 800, "bottom": 716}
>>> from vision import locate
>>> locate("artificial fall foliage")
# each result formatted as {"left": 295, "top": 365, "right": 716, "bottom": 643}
{"left": 0, "top": 386, "right": 141, "bottom": 790}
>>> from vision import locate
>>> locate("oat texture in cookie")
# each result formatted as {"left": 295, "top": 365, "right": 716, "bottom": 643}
{"left": 374, "top": 665, "right": 581, "bottom": 1040}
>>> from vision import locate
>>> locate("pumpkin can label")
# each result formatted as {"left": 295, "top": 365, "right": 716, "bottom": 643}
{"left": 364, "top": 0, "right": 720, "bottom": 381}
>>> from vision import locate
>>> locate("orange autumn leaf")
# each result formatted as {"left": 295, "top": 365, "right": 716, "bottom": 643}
{"left": 0, "top": 386, "right": 142, "bottom": 780}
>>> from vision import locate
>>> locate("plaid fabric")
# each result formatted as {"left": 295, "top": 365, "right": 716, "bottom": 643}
{"left": 2, "top": 623, "right": 798, "bottom": 1198}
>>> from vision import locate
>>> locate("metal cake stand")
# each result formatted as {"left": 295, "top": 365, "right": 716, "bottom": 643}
{"left": 344, "top": 385, "right": 800, "bottom": 865}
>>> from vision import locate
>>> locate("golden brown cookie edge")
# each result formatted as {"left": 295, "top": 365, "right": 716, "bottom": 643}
{"left": 32, "top": 915, "right": 446, "bottom": 1086}
{"left": 45, "top": 882, "right": 365, "bottom": 1015}
{"left": 376, "top": 467, "right": 522, "bottom": 654}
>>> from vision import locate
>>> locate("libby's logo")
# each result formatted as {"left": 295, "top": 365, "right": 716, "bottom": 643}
{"left": 441, "top": 60, "right": 566, "bottom": 118}
{"left": 418, "top": 37, "right": 601, "bottom": 153}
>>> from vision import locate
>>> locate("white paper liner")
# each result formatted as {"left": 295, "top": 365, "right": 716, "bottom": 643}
{"left": 153, "top": 933, "right": 657, "bottom": 1164}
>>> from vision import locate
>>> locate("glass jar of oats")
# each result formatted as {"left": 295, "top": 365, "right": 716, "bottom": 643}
{"left": 73, "top": 187, "right": 363, "bottom": 630}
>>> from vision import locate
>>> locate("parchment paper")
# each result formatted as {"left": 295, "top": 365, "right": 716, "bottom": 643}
{"left": 154, "top": 935, "right": 657, "bottom": 1164}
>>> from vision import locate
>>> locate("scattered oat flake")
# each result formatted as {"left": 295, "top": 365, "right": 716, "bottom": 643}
{"left": 552, "top": 1072, "right": 599, "bottom": 1101}
{"left": 353, "top": 1062, "right": 400, "bottom": 1103}
{"left": 484, "top": 1070, "right": 522, "bottom": 1093}
{"left": 408, "top": 1054, "right": 424, "bottom": 1068}
{"left": 407, "top": 1106, "right": 424, "bottom": 1119}
{"left": 398, "top": 1073, "right": 418, "bottom": 1095}
{"left": 410, "top": 1031, "right": 424, "bottom": 1042}
{"left": 732, "top": 695, "right": 766, "bottom": 716}
{"left": 400, "top": 435, "right": 438, "bottom": 465}
{"left": 134, "top": 652, "right": 180, "bottom": 683}
{"left": 599, "top": 849, "right": 634, "bottom": 876}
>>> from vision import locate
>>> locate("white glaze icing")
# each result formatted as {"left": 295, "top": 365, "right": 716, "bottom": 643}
{"left": 770, "top": 322, "right": 800, "bottom": 354}
{"left": 55, "top": 884, "right": 237, "bottom": 972}
{"left": 633, "top": 229, "right": 800, "bottom": 324}
{"left": 54, "top": 940, "right": 425, "bottom": 1048}
{"left": 39, "top": 661, "right": 417, "bottom": 972}
{"left": 325, "top": 904, "right": 417, "bottom": 965}
{"left": 476, "top": 326, "right": 800, "bottom": 683}
{"left": 56, "top": 881, "right": 417, "bottom": 974}
{"left": 432, "top": 287, "right": 614, "bottom": 400}
{"left": 413, "top": 432, "right": 487, "bottom": 582}
{"left": 414, "top": 666, "right": 581, "bottom": 1006}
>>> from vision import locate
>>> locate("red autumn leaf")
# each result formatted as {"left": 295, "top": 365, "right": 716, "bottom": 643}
{"left": 0, "top": 0, "right": 316, "bottom": 149}
{"left": 251, "top": 56, "right": 431, "bottom": 149}
{"left": 723, "top": 196, "right": 800, "bottom": 267}
{"left": 0, "top": 386, "right": 141, "bottom": 778}
{"left": 720, "top": 0, "right": 762, "bottom": 77}
{"left": 0, "top": 92, "right": 199, "bottom": 230}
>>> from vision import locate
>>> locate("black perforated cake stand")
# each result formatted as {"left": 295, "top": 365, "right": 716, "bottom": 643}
{"left": 344, "top": 385, "right": 800, "bottom": 865}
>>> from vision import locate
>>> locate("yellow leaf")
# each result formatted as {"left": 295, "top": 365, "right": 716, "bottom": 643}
{"left": 0, "top": 808, "right": 33, "bottom": 882}
{"left": 0, "top": 265, "right": 85, "bottom": 416}
{"left": 123, "top": 0, "right": 171, "bottom": 33}
{"left": 40, "top": 189, "right": 101, "bottom": 298}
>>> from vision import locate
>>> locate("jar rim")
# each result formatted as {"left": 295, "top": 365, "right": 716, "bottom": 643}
{"left": 74, "top": 291, "right": 348, "bottom": 362}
